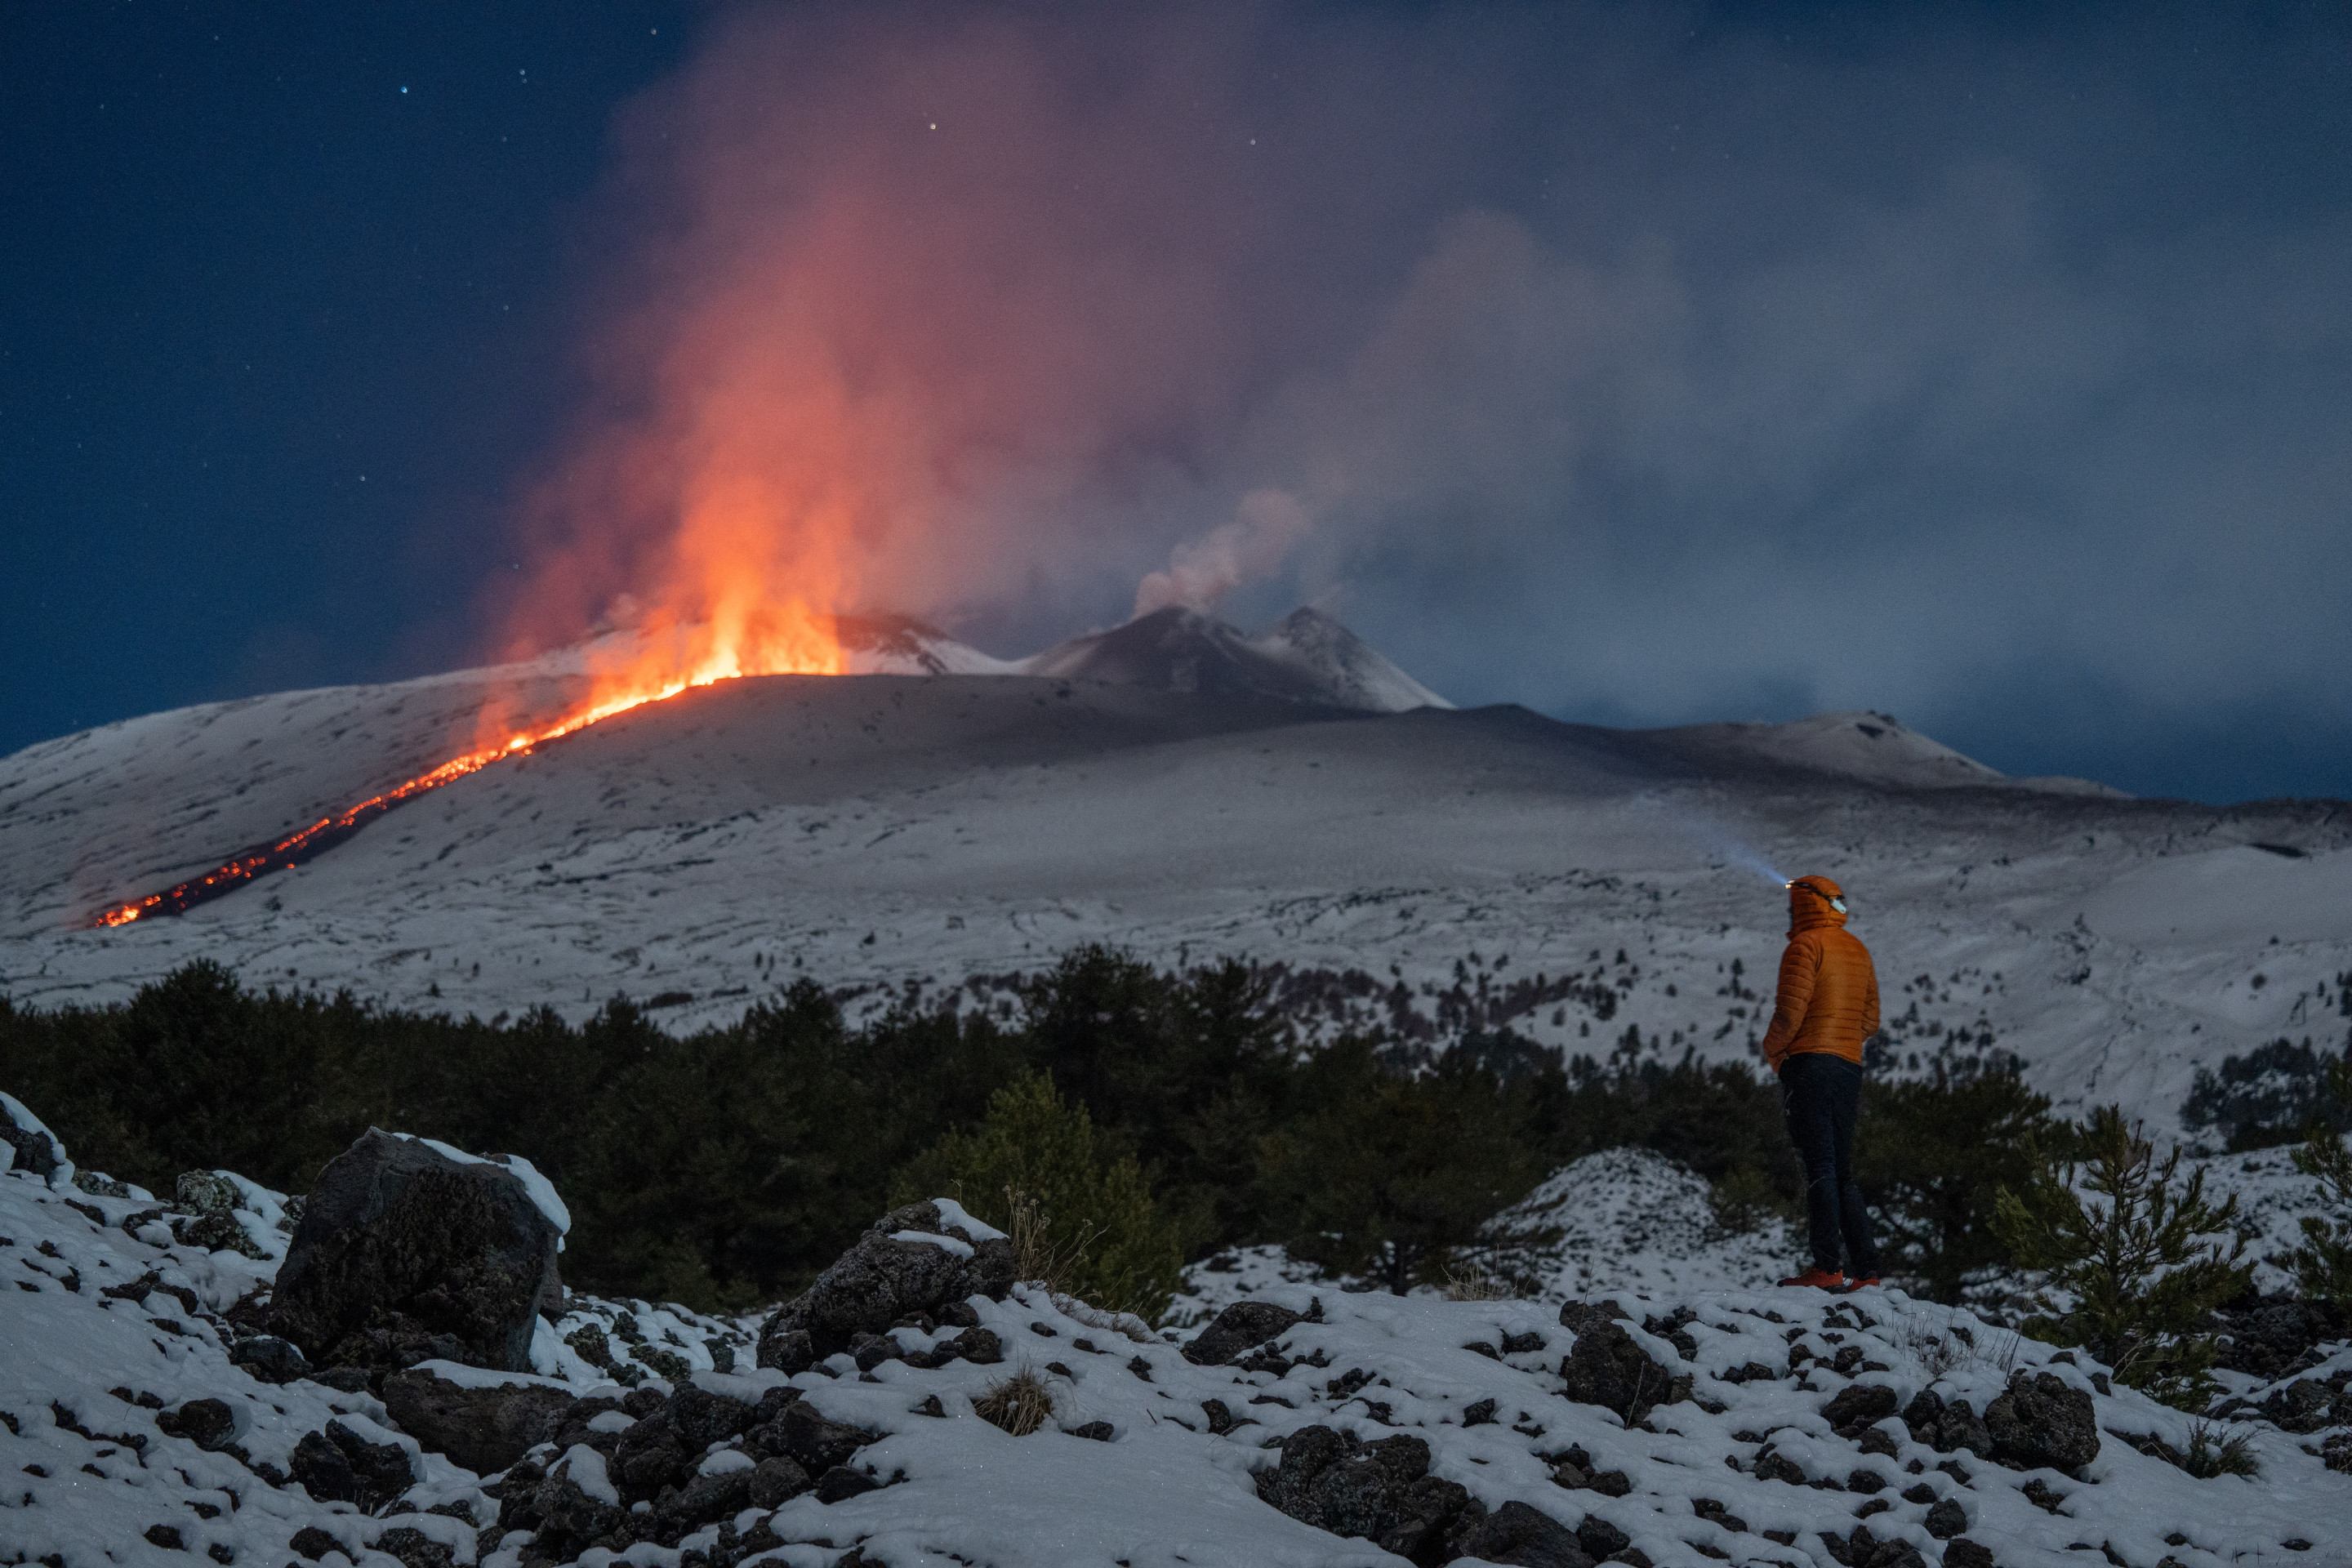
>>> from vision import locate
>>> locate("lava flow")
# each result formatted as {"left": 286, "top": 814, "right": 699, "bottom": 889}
{"left": 92, "top": 606, "right": 845, "bottom": 928}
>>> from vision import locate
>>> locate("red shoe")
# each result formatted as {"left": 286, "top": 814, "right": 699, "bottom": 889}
{"left": 1778, "top": 1267, "right": 1847, "bottom": 1290}
{"left": 1842, "top": 1274, "right": 1883, "bottom": 1292}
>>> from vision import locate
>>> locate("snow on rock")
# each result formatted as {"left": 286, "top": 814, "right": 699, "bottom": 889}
{"left": 6, "top": 1131, "right": 2352, "bottom": 1568}
{"left": 267, "top": 1129, "right": 564, "bottom": 1379}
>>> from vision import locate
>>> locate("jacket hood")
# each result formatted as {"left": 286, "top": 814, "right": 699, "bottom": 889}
{"left": 1788, "top": 873, "right": 1849, "bottom": 935}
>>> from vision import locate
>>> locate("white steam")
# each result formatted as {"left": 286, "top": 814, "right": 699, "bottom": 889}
{"left": 1134, "top": 488, "right": 1312, "bottom": 617}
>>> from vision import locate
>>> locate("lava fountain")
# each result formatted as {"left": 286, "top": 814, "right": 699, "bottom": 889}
{"left": 91, "top": 601, "right": 844, "bottom": 928}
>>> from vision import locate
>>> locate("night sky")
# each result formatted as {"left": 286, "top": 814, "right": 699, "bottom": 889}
{"left": 6, "top": 2, "right": 2350, "bottom": 804}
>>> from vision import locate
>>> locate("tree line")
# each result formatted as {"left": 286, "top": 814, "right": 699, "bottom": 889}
{"left": 7, "top": 948, "right": 2343, "bottom": 1410}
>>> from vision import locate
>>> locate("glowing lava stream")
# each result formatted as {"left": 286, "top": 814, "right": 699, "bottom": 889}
{"left": 92, "top": 643, "right": 834, "bottom": 928}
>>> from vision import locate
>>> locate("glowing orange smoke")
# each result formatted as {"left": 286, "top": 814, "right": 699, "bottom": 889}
{"left": 92, "top": 599, "right": 844, "bottom": 928}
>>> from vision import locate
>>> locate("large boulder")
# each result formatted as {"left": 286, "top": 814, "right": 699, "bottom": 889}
{"left": 1984, "top": 1370, "right": 2100, "bottom": 1473}
{"left": 269, "top": 1130, "right": 564, "bottom": 1376}
{"left": 381, "top": 1366, "right": 578, "bottom": 1474}
{"left": 755, "top": 1200, "right": 1014, "bottom": 1374}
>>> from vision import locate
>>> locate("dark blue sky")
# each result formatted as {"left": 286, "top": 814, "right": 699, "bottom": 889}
{"left": 6, "top": 2, "right": 2350, "bottom": 804}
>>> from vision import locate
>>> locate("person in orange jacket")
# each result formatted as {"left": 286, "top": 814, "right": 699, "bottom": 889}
{"left": 1758, "top": 874, "right": 1883, "bottom": 1290}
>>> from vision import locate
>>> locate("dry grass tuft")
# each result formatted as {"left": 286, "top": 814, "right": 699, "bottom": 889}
{"left": 973, "top": 1365, "right": 1058, "bottom": 1437}
{"left": 997, "top": 1185, "right": 1104, "bottom": 1298}
{"left": 1441, "top": 1257, "right": 1516, "bottom": 1302}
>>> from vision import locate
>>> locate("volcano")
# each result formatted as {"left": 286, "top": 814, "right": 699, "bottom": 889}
{"left": 4, "top": 604, "right": 2349, "bottom": 1137}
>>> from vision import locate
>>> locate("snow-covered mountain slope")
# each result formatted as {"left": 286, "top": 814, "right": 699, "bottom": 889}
{"left": 1022, "top": 606, "right": 1450, "bottom": 713}
{"left": 7, "top": 1124, "right": 2350, "bottom": 1568}
{"left": 2, "top": 613, "right": 2349, "bottom": 1135}
{"left": 1639, "top": 713, "right": 2124, "bottom": 798}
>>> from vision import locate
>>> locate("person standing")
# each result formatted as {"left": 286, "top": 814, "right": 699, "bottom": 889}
{"left": 1759, "top": 874, "right": 1883, "bottom": 1290}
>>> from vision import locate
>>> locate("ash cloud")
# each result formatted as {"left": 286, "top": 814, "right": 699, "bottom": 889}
{"left": 510, "top": 1, "right": 2352, "bottom": 798}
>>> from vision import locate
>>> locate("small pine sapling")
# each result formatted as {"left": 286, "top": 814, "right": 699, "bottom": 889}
{"left": 2287, "top": 1057, "right": 2352, "bottom": 1303}
{"left": 1993, "top": 1104, "right": 2251, "bottom": 1408}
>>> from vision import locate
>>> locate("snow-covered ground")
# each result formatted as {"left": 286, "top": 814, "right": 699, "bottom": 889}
{"left": 7, "top": 1116, "right": 2350, "bottom": 1568}
{"left": 2, "top": 609, "right": 2349, "bottom": 1138}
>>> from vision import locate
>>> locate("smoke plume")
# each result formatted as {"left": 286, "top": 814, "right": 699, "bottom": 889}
{"left": 492, "top": 1, "right": 2352, "bottom": 795}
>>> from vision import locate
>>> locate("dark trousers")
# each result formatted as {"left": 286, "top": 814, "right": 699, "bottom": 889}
{"left": 1780, "top": 1052, "right": 1880, "bottom": 1276}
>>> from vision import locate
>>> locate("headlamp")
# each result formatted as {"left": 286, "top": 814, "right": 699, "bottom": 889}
{"left": 1787, "top": 880, "right": 1848, "bottom": 915}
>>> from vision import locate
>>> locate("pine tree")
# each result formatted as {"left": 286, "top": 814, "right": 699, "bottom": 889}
{"left": 1993, "top": 1104, "right": 2251, "bottom": 1408}
{"left": 894, "top": 1071, "right": 1186, "bottom": 1324}
{"left": 2287, "top": 1058, "right": 2352, "bottom": 1303}
{"left": 1258, "top": 1040, "right": 1552, "bottom": 1294}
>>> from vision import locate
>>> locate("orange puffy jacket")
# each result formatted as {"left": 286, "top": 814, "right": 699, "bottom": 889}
{"left": 1758, "top": 875, "right": 1880, "bottom": 1071}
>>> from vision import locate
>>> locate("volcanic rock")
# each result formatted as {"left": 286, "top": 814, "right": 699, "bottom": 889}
{"left": 381, "top": 1367, "right": 577, "bottom": 1474}
{"left": 1255, "top": 1424, "right": 1473, "bottom": 1563}
{"left": 754, "top": 1200, "right": 1013, "bottom": 1373}
{"left": 1184, "top": 1300, "right": 1306, "bottom": 1366}
{"left": 1558, "top": 1317, "right": 1686, "bottom": 1423}
{"left": 1821, "top": 1383, "right": 1901, "bottom": 1439}
{"left": 1984, "top": 1370, "right": 2100, "bottom": 1473}
{"left": 1, "top": 1102, "right": 63, "bottom": 1178}
{"left": 155, "top": 1397, "right": 241, "bottom": 1452}
{"left": 1900, "top": 1388, "right": 1994, "bottom": 1458}
{"left": 268, "top": 1129, "right": 562, "bottom": 1376}
{"left": 371, "top": 1526, "right": 456, "bottom": 1568}
{"left": 169, "top": 1170, "right": 270, "bottom": 1259}
{"left": 1446, "top": 1499, "right": 1596, "bottom": 1568}
{"left": 289, "top": 1420, "right": 416, "bottom": 1513}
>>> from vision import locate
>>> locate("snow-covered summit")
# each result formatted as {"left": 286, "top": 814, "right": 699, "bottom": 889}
{"left": 1022, "top": 605, "right": 1450, "bottom": 714}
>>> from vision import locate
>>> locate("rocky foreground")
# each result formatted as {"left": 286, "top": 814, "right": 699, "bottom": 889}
{"left": 3, "top": 1096, "right": 2350, "bottom": 1568}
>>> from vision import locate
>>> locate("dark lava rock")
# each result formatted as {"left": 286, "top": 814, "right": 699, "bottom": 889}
{"left": 144, "top": 1525, "right": 185, "bottom": 1551}
{"left": 1, "top": 1102, "right": 63, "bottom": 1179}
{"left": 229, "top": 1334, "right": 309, "bottom": 1384}
{"left": 1462, "top": 1396, "right": 1499, "bottom": 1428}
{"left": 1832, "top": 1526, "right": 1929, "bottom": 1568}
{"left": 1575, "top": 1513, "right": 1632, "bottom": 1560}
{"left": 2214, "top": 1294, "right": 2345, "bottom": 1381}
{"left": 1822, "top": 1383, "right": 1900, "bottom": 1438}
{"left": 648, "top": 1468, "right": 755, "bottom": 1543}
{"left": 1943, "top": 1540, "right": 1996, "bottom": 1568}
{"left": 528, "top": 1466, "right": 631, "bottom": 1559}
{"left": 381, "top": 1367, "right": 577, "bottom": 1475}
{"left": 1558, "top": 1318, "right": 1686, "bottom": 1424}
{"left": 747, "top": 1457, "right": 813, "bottom": 1508}
{"left": 370, "top": 1526, "right": 455, "bottom": 1568}
{"left": 287, "top": 1526, "right": 345, "bottom": 1562}
{"left": 268, "top": 1130, "right": 563, "bottom": 1375}
{"left": 1067, "top": 1421, "right": 1114, "bottom": 1441}
{"left": 1925, "top": 1497, "right": 1967, "bottom": 1539}
{"left": 754, "top": 1201, "right": 1014, "bottom": 1374}
{"left": 2234, "top": 1372, "right": 2352, "bottom": 1435}
{"left": 1256, "top": 1425, "right": 1472, "bottom": 1565}
{"left": 668, "top": 1383, "right": 756, "bottom": 1450}
{"left": 156, "top": 1397, "right": 240, "bottom": 1452}
{"left": 815, "top": 1464, "right": 881, "bottom": 1503}
{"left": 1900, "top": 1389, "right": 1993, "bottom": 1458}
{"left": 1448, "top": 1499, "right": 1596, "bottom": 1568}
{"left": 1184, "top": 1300, "right": 1306, "bottom": 1367}
{"left": 1984, "top": 1370, "right": 2100, "bottom": 1474}
{"left": 290, "top": 1421, "right": 416, "bottom": 1514}
{"left": 748, "top": 1400, "right": 881, "bottom": 1476}
{"left": 610, "top": 1414, "right": 694, "bottom": 1496}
